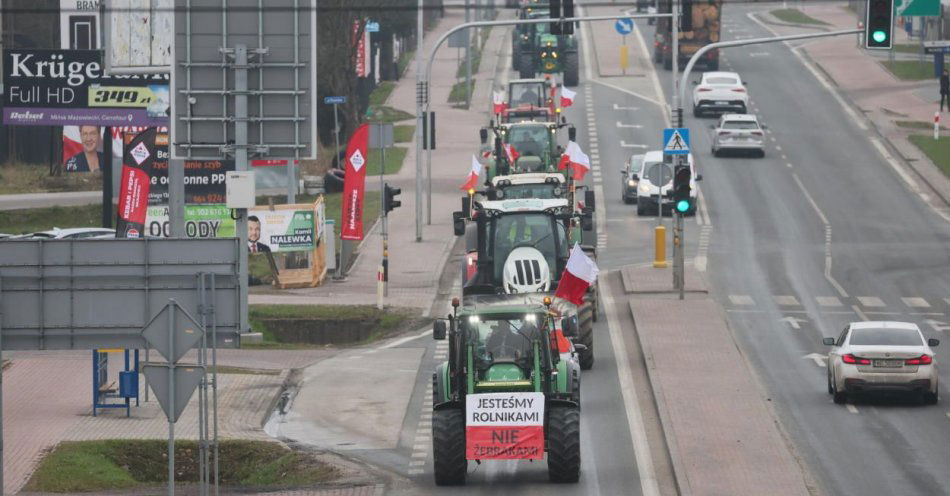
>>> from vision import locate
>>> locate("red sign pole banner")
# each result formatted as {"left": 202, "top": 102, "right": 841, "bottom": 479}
{"left": 466, "top": 392, "right": 545, "bottom": 460}
{"left": 116, "top": 128, "right": 158, "bottom": 238}
{"left": 340, "top": 123, "right": 369, "bottom": 241}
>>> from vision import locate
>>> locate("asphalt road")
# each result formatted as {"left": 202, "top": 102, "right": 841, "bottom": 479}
{"left": 645, "top": 4, "right": 950, "bottom": 496}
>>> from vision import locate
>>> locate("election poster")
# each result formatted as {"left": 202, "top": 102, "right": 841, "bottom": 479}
{"left": 247, "top": 208, "right": 317, "bottom": 253}
{"left": 465, "top": 392, "right": 545, "bottom": 460}
{"left": 340, "top": 123, "right": 368, "bottom": 241}
{"left": 145, "top": 205, "right": 235, "bottom": 239}
{"left": 116, "top": 128, "right": 159, "bottom": 238}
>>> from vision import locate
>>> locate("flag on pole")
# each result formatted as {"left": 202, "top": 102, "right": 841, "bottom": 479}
{"left": 340, "top": 123, "right": 369, "bottom": 241}
{"left": 554, "top": 243, "right": 599, "bottom": 305}
{"left": 560, "top": 86, "right": 576, "bottom": 108}
{"left": 557, "top": 141, "right": 591, "bottom": 180}
{"left": 504, "top": 143, "right": 520, "bottom": 164}
{"left": 493, "top": 91, "right": 507, "bottom": 115}
{"left": 460, "top": 155, "right": 483, "bottom": 191}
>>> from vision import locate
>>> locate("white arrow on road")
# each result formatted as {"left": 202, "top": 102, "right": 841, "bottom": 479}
{"left": 924, "top": 319, "right": 950, "bottom": 333}
{"left": 620, "top": 141, "right": 648, "bottom": 148}
{"left": 803, "top": 353, "right": 827, "bottom": 367}
{"left": 613, "top": 103, "right": 639, "bottom": 111}
{"left": 617, "top": 121, "right": 644, "bottom": 129}
{"left": 780, "top": 316, "right": 808, "bottom": 329}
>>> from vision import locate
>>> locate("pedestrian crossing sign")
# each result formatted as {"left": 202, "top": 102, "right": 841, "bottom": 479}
{"left": 663, "top": 128, "right": 690, "bottom": 155}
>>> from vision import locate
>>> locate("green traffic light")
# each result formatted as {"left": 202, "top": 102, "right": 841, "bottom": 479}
{"left": 872, "top": 30, "right": 887, "bottom": 43}
{"left": 676, "top": 200, "right": 690, "bottom": 213}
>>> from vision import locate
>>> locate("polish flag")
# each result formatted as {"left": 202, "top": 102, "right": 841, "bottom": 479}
{"left": 481, "top": 149, "right": 492, "bottom": 158}
{"left": 460, "top": 155, "right": 483, "bottom": 190}
{"left": 560, "top": 86, "right": 576, "bottom": 108}
{"left": 557, "top": 141, "right": 591, "bottom": 180}
{"left": 504, "top": 143, "right": 520, "bottom": 164}
{"left": 493, "top": 91, "right": 507, "bottom": 115}
{"left": 554, "top": 243, "right": 599, "bottom": 306}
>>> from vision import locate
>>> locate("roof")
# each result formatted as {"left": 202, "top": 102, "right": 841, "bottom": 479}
{"left": 509, "top": 78, "right": 548, "bottom": 85}
{"left": 460, "top": 293, "right": 552, "bottom": 314}
{"left": 703, "top": 71, "right": 740, "bottom": 79}
{"left": 850, "top": 321, "right": 920, "bottom": 330}
{"left": 479, "top": 198, "right": 569, "bottom": 213}
{"left": 492, "top": 173, "right": 564, "bottom": 186}
{"left": 721, "top": 114, "right": 758, "bottom": 121}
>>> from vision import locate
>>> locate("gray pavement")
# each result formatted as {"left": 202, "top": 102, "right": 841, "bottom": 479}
{"left": 0, "top": 191, "right": 102, "bottom": 212}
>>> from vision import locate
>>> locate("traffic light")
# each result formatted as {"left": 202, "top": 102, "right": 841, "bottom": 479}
{"left": 384, "top": 183, "right": 401, "bottom": 214}
{"left": 865, "top": 0, "right": 894, "bottom": 49}
{"left": 672, "top": 165, "right": 692, "bottom": 214}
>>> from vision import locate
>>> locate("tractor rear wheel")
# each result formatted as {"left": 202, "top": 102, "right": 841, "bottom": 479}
{"left": 564, "top": 51, "right": 580, "bottom": 87}
{"left": 577, "top": 302, "right": 594, "bottom": 370}
{"left": 547, "top": 405, "right": 581, "bottom": 483}
{"left": 519, "top": 52, "right": 535, "bottom": 79}
{"left": 433, "top": 409, "right": 467, "bottom": 485}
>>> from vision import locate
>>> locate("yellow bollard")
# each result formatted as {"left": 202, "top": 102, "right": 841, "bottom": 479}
{"left": 620, "top": 45, "right": 630, "bottom": 74}
{"left": 653, "top": 225, "right": 667, "bottom": 268}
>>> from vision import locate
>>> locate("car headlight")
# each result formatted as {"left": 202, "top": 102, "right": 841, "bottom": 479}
{"left": 639, "top": 184, "right": 651, "bottom": 193}
{"left": 627, "top": 180, "right": 637, "bottom": 187}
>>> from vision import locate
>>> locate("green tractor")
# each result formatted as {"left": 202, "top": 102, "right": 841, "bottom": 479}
{"left": 431, "top": 295, "right": 581, "bottom": 485}
{"left": 478, "top": 120, "right": 576, "bottom": 183}
{"left": 511, "top": 1, "right": 550, "bottom": 71}
{"left": 518, "top": 24, "right": 580, "bottom": 87}
{"left": 452, "top": 198, "right": 598, "bottom": 369}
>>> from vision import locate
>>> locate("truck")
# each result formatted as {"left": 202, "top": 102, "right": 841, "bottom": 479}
{"left": 654, "top": 0, "right": 723, "bottom": 71}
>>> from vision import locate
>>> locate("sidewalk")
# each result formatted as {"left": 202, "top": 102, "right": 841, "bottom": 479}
{"left": 251, "top": 8, "right": 501, "bottom": 314}
{"left": 756, "top": 4, "right": 950, "bottom": 205}
{"left": 2, "top": 348, "right": 332, "bottom": 495}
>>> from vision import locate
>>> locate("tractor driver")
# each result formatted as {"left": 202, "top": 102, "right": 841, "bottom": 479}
{"left": 485, "top": 319, "right": 528, "bottom": 359}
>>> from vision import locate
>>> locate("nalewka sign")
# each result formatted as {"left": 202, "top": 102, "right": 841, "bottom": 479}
{"left": 2, "top": 49, "right": 169, "bottom": 126}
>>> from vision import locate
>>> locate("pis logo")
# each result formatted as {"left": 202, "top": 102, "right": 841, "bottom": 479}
{"left": 126, "top": 228, "right": 140, "bottom": 238}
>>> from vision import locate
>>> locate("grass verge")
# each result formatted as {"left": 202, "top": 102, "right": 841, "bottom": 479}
{"left": 368, "top": 81, "right": 396, "bottom": 107}
{"left": 0, "top": 203, "right": 104, "bottom": 235}
{"left": 449, "top": 80, "right": 476, "bottom": 108}
{"left": 895, "top": 120, "right": 947, "bottom": 131}
{"left": 397, "top": 49, "right": 415, "bottom": 77}
{"left": 0, "top": 163, "right": 103, "bottom": 195}
{"left": 394, "top": 124, "right": 415, "bottom": 143}
{"left": 881, "top": 60, "right": 935, "bottom": 81}
{"left": 248, "top": 304, "right": 423, "bottom": 347}
{"left": 366, "top": 147, "right": 408, "bottom": 176}
{"left": 908, "top": 134, "right": 950, "bottom": 177}
{"left": 366, "top": 105, "right": 414, "bottom": 123}
{"left": 770, "top": 8, "right": 830, "bottom": 26}
{"left": 24, "top": 439, "right": 338, "bottom": 493}
{"left": 893, "top": 43, "right": 922, "bottom": 54}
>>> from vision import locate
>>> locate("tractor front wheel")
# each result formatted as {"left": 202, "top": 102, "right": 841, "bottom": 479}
{"left": 564, "top": 51, "right": 580, "bottom": 87}
{"left": 547, "top": 405, "right": 581, "bottom": 483}
{"left": 433, "top": 409, "right": 467, "bottom": 485}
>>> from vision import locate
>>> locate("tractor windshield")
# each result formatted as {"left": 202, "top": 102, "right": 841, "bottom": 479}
{"left": 507, "top": 125, "right": 552, "bottom": 160}
{"left": 465, "top": 313, "right": 547, "bottom": 364}
{"left": 489, "top": 213, "right": 567, "bottom": 285}
{"left": 509, "top": 83, "right": 546, "bottom": 107}
{"left": 499, "top": 183, "right": 562, "bottom": 200}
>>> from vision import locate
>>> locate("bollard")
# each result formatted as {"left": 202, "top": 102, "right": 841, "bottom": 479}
{"left": 935, "top": 111, "right": 940, "bottom": 141}
{"left": 653, "top": 225, "right": 668, "bottom": 268}
{"left": 620, "top": 45, "right": 630, "bottom": 75}
{"left": 377, "top": 265, "right": 384, "bottom": 310}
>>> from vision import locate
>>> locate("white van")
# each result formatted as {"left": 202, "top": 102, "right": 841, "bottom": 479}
{"left": 635, "top": 150, "right": 700, "bottom": 216}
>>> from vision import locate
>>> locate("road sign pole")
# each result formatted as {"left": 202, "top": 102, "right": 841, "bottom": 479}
{"left": 167, "top": 303, "right": 177, "bottom": 496}
{"left": 415, "top": 0, "right": 424, "bottom": 242}
{"left": 465, "top": 0, "right": 472, "bottom": 109}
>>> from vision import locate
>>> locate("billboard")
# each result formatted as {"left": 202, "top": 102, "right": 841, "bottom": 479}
{"left": 2, "top": 49, "right": 170, "bottom": 127}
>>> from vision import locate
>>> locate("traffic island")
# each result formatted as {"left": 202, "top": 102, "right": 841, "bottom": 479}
{"left": 248, "top": 304, "right": 428, "bottom": 348}
{"left": 22, "top": 439, "right": 342, "bottom": 494}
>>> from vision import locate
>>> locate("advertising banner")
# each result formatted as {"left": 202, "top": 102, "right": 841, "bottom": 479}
{"left": 145, "top": 204, "right": 236, "bottom": 239}
{"left": 2, "top": 49, "right": 169, "bottom": 126}
{"left": 247, "top": 208, "right": 317, "bottom": 253}
{"left": 149, "top": 157, "right": 234, "bottom": 205}
{"left": 340, "top": 123, "right": 369, "bottom": 241}
{"left": 116, "top": 128, "right": 159, "bottom": 238}
{"left": 465, "top": 392, "right": 545, "bottom": 460}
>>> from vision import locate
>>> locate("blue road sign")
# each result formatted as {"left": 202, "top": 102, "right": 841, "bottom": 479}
{"left": 324, "top": 96, "right": 346, "bottom": 105}
{"left": 615, "top": 18, "right": 634, "bottom": 35}
{"left": 366, "top": 21, "right": 380, "bottom": 33}
{"left": 663, "top": 128, "right": 690, "bottom": 155}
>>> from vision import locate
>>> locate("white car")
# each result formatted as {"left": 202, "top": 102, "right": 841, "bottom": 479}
{"left": 19, "top": 227, "right": 116, "bottom": 239}
{"left": 824, "top": 321, "right": 940, "bottom": 405}
{"left": 692, "top": 71, "right": 749, "bottom": 117}
{"left": 711, "top": 114, "right": 765, "bottom": 157}
{"left": 635, "top": 150, "right": 700, "bottom": 216}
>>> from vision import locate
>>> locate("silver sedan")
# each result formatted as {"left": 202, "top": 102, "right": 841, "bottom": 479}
{"left": 824, "top": 321, "right": 940, "bottom": 405}
{"left": 710, "top": 114, "right": 765, "bottom": 158}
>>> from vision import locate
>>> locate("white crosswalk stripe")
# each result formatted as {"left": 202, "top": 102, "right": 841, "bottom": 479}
{"left": 773, "top": 295, "right": 800, "bottom": 306}
{"left": 729, "top": 295, "right": 755, "bottom": 306}
{"left": 816, "top": 296, "right": 843, "bottom": 307}
{"left": 902, "top": 297, "right": 931, "bottom": 308}
{"left": 857, "top": 296, "right": 886, "bottom": 308}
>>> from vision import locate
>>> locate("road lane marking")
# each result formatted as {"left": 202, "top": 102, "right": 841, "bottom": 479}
{"left": 792, "top": 173, "right": 848, "bottom": 298}
{"left": 780, "top": 316, "right": 807, "bottom": 329}
{"left": 408, "top": 469, "right": 424, "bottom": 475}
{"left": 816, "top": 296, "right": 844, "bottom": 307}
{"left": 774, "top": 295, "right": 800, "bottom": 306}
{"left": 374, "top": 327, "right": 431, "bottom": 351}
{"left": 617, "top": 121, "right": 644, "bottom": 129}
{"left": 729, "top": 294, "right": 755, "bottom": 306}
{"left": 409, "top": 460, "right": 426, "bottom": 467}
{"left": 851, "top": 305, "right": 870, "bottom": 322}
{"left": 621, "top": 141, "right": 648, "bottom": 148}
{"left": 411, "top": 451, "right": 427, "bottom": 458}
{"left": 803, "top": 353, "right": 826, "bottom": 367}
{"left": 613, "top": 103, "right": 640, "bottom": 111}
{"left": 902, "top": 297, "right": 931, "bottom": 308}
{"left": 846, "top": 404, "right": 859, "bottom": 414}
{"left": 749, "top": 52, "right": 771, "bottom": 57}
{"left": 857, "top": 296, "right": 886, "bottom": 307}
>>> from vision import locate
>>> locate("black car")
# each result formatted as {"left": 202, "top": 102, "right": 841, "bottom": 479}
{"left": 620, "top": 154, "right": 645, "bottom": 204}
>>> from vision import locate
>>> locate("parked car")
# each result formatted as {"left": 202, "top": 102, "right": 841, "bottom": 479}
{"left": 18, "top": 227, "right": 116, "bottom": 239}
{"left": 635, "top": 151, "right": 700, "bottom": 216}
{"left": 621, "top": 154, "right": 645, "bottom": 204}
{"left": 711, "top": 114, "right": 765, "bottom": 157}
{"left": 692, "top": 71, "right": 749, "bottom": 117}
{"left": 824, "top": 321, "right": 939, "bottom": 405}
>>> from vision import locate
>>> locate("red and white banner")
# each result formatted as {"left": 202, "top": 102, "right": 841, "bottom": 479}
{"left": 116, "top": 128, "right": 158, "bottom": 238}
{"left": 460, "top": 155, "right": 483, "bottom": 191}
{"left": 554, "top": 243, "right": 600, "bottom": 305}
{"left": 340, "top": 123, "right": 369, "bottom": 241}
{"left": 493, "top": 91, "right": 507, "bottom": 115}
{"left": 504, "top": 143, "right": 520, "bottom": 164}
{"left": 560, "top": 86, "right": 576, "bottom": 108}
{"left": 557, "top": 141, "right": 591, "bottom": 180}
{"left": 354, "top": 20, "right": 370, "bottom": 78}
{"left": 466, "top": 392, "right": 545, "bottom": 460}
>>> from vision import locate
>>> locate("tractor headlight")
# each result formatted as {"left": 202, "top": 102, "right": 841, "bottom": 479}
{"left": 468, "top": 315, "right": 480, "bottom": 324}
{"left": 542, "top": 51, "right": 548, "bottom": 58}
{"left": 627, "top": 179, "right": 637, "bottom": 187}
{"left": 552, "top": 52, "right": 558, "bottom": 59}
{"left": 522, "top": 34, "right": 528, "bottom": 40}
{"left": 525, "top": 313, "right": 537, "bottom": 323}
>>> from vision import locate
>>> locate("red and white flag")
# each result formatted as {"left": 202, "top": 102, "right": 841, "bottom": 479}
{"left": 460, "top": 155, "right": 483, "bottom": 191}
{"left": 554, "top": 243, "right": 599, "bottom": 306}
{"left": 560, "top": 86, "right": 576, "bottom": 108}
{"left": 557, "top": 141, "right": 591, "bottom": 180}
{"left": 493, "top": 91, "right": 507, "bottom": 115}
{"left": 504, "top": 143, "right": 520, "bottom": 164}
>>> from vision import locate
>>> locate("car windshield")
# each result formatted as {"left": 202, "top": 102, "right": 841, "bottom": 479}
{"left": 722, "top": 121, "right": 759, "bottom": 130}
{"left": 500, "top": 183, "right": 561, "bottom": 199}
{"left": 629, "top": 156, "right": 644, "bottom": 174}
{"left": 706, "top": 76, "right": 738, "bottom": 85}
{"left": 490, "top": 213, "right": 562, "bottom": 284}
{"left": 508, "top": 126, "right": 551, "bottom": 158}
{"left": 466, "top": 314, "right": 544, "bottom": 362}
{"left": 849, "top": 328, "right": 923, "bottom": 346}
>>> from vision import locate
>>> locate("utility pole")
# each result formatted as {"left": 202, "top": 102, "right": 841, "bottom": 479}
{"left": 671, "top": 0, "right": 683, "bottom": 293}
{"left": 415, "top": 0, "right": 425, "bottom": 241}
{"left": 466, "top": 0, "right": 472, "bottom": 108}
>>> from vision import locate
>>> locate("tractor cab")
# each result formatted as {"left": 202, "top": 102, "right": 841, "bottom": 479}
{"left": 503, "top": 79, "right": 557, "bottom": 123}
